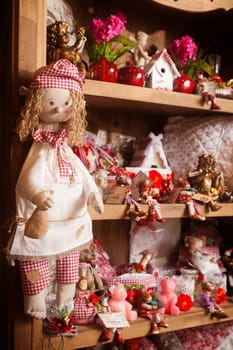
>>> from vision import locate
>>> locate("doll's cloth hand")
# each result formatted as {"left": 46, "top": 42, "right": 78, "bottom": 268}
{"left": 33, "top": 190, "right": 54, "bottom": 210}
{"left": 88, "top": 192, "right": 104, "bottom": 214}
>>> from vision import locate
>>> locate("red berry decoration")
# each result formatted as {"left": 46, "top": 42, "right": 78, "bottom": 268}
{"left": 173, "top": 72, "right": 195, "bottom": 94}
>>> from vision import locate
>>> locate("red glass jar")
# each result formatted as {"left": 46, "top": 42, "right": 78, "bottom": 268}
{"left": 89, "top": 56, "right": 118, "bottom": 83}
{"left": 118, "top": 61, "right": 145, "bottom": 87}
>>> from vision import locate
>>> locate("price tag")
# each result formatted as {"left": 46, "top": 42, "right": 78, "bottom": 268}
{"left": 98, "top": 312, "right": 130, "bottom": 328}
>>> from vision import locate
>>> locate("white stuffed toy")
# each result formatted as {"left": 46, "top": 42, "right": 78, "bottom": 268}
{"left": 7, "top": 59, "right": 103, "bottom": 320}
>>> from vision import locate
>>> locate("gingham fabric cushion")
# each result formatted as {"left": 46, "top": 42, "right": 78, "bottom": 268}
{"left": 163, "top": 115, "right": 233, "bottom": 181}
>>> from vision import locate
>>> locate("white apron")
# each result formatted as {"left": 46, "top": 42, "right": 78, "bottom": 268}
{"left": 7, "top": 134, "right": 100, "bottom": 260}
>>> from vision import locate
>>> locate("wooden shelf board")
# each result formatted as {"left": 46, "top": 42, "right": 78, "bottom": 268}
{"left": 42, "top": 302, "right": 233, "bottom": 350}
{"left": 83, "top": 80, "right": 233, "bottom": 116}
{"left": 159, "top": 302, "right": 233, "bottom": 333}
{"left": 88, "top": 203, "right": 233, "bottom": 220}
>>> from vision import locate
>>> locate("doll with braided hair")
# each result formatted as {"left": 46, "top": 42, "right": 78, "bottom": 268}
{"left": 7, "top": 59, "right": 103, "bottom": 321}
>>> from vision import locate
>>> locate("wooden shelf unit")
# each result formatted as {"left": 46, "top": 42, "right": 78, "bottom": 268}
{"left": 40, "top": 302, "right": 233, "bottom": 350}
{"left": 5, "top": 1, "right": 233, "bottom": 350}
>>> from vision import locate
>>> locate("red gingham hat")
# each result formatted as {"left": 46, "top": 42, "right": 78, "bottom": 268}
{"left": 30, "top": 59, "right": 84, "bottom": 92}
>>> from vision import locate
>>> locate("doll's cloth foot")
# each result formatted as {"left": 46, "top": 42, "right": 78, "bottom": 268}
{"left": 211, "top": 100, "right": 221, "bottom": 110}
{"left": 157, "top": 218, "right": 166, "bottom": 223}
{"left": 191, "top": 213, "right": 206, "bottom": 221}
{"left": 24, "top": 291, "right": 46, "bottom": 319}
{"left": 56, "top": 283, "right": 76, "bottom": 310}
{"left": 115, "top": 329, "right": 125, "bottom": 344}
{"left": 208, "top": 200, "right": 222, "bottom": 211}
{"left": 210, "top": 310, "right": 229, "bottom": 319}
{"left": 159, "top": 319, "right": 169, "bottom": 328}
{"left": 99, "top": 327, "right": 112, "bottom": 342}
{"left": 151, "top": 322, "right": 160, "bottom": 334}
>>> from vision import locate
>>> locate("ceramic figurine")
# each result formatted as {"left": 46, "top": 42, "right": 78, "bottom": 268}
{"left": 187, "top": 154, "right": 224, "bottom": 211}
{"left": 133, "top": 30, "right": 150, "bottom": 68}
{"left": 47, "top": 21, "right": 87, "bottom": 76}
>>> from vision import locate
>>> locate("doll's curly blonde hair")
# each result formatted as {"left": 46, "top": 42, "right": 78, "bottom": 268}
{"left": 16, "top": 88, "right": 87, "bottom": 146}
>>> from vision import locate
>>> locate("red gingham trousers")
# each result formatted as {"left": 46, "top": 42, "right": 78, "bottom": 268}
{"left": 19, "top": 251, "right": 80, "bottom": 295}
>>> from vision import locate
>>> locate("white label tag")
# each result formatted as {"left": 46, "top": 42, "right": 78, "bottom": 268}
{"left": 98, "top": 312, "right": 130, "bottom": 328}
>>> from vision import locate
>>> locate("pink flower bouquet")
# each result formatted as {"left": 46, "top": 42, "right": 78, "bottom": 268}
{"left": 86, "top": 13, "right": 137, "bottom": 62}
{"left": 168, "top": 35, "right": 215, "bottom": 80}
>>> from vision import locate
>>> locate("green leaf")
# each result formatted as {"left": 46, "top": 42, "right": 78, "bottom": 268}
{"left": 196, "top": 58, "right": 216, "bottom": 76}
{"left": 110, "top": 35, "right": 138, "bottom": 48}
{"left": 86, "top": 33, "right": 138, "bottom": 63}
{"left": 110, "top": 45, "right": 136, "bottom": 61}
{"left": 183, "top": 58, "right": 216, "bottom": 80}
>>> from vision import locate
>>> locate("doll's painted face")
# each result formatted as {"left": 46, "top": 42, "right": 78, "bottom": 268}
{"left": 39, "top": 88, "right": 73, "bottom": 124}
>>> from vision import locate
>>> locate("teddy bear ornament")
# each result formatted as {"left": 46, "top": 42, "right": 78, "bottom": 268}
{"left": 6, "top": 59, "right": 104, "bottom": 320}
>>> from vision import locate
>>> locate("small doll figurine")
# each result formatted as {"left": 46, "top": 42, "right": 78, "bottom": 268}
{"left": 138, "top": 288, "right": 168, "bottom": 334}
{"left": 138, "top": 179, "right": 165, "bottom": 223}
{"left": 195, "top": 71, "right": 220, "bottom": 110}
{"left": 199, "top": 281, "right": 228, "bottom": 319}
{"left": 79, "top": 243, "right": 104, "bottom": 296}
{"left": 6, "top": 59, "right": 103, "bottom": 320}
{"left": 177, "top": 178, "right": 205, "bottom": 221}
{"left": 73, "top": 263, "right": 97, "bottom": 324}
{"left": 122, "top": 188, "right": 146, "bottom": 222}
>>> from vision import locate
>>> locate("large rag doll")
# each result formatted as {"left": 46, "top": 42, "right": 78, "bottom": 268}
{"left": 6, "top": 59, "right": 103, "bottom": 320}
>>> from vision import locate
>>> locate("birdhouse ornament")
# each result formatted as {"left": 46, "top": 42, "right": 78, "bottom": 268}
{"left": 6, "top": 59, "right": 104, "bottom": 321}
{"left": 144, "top": 49, "right": 180, "bottom": 90}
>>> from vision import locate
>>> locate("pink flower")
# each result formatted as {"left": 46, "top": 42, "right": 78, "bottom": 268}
{"left": 89, "top": 13, "right": 126, "bottom": 46}
{"left": 89, "top": 19, "right": 105, "bottom": 45}
{"left": 87, "top": 12, "right": 136, "bottom": 62}
{"left": 168, "top": 35, "right": 197, "bottom": 67}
